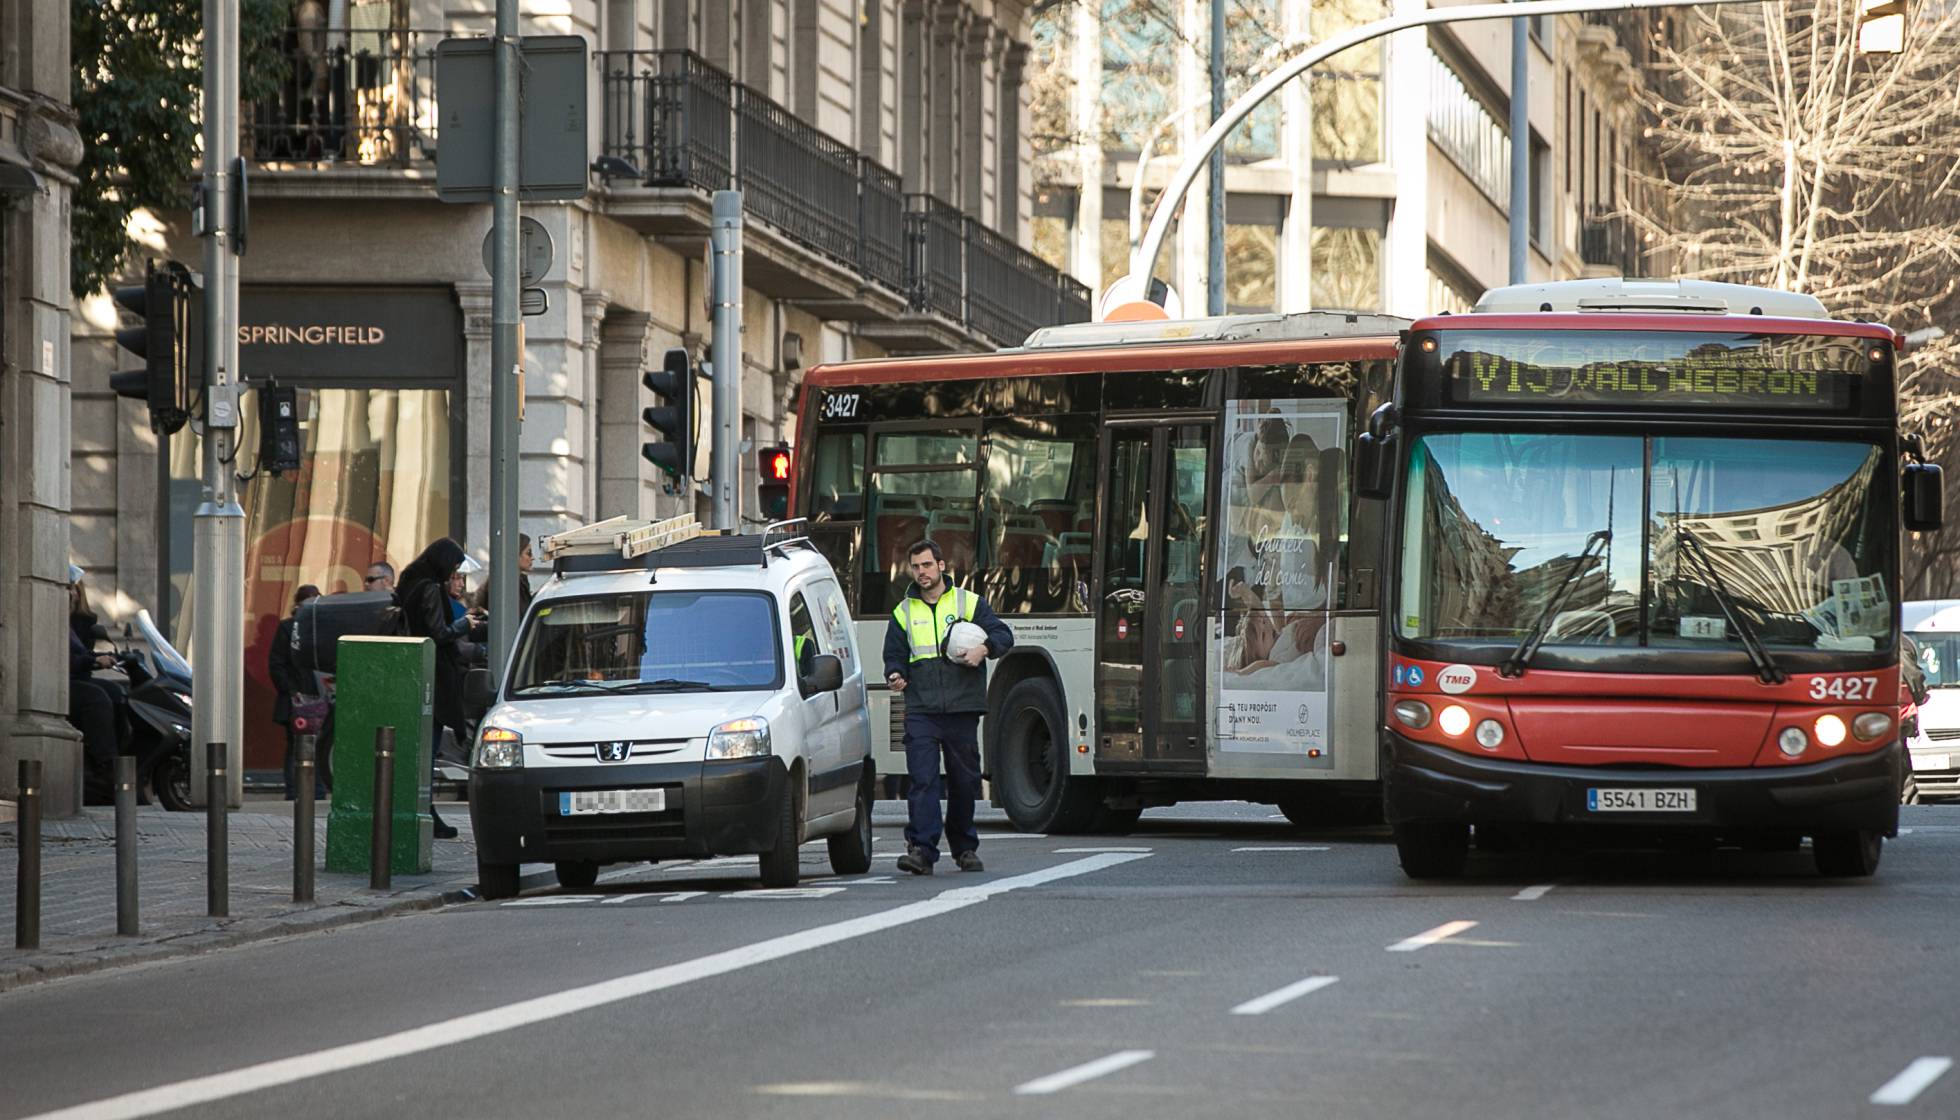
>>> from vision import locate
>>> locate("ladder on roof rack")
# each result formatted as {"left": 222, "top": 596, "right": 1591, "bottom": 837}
{"left": 539, "top": 514, "right": 704, "bottom": 563}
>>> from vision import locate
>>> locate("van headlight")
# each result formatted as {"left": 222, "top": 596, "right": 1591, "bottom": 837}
{"left": 706, "top": 717, "right": 771, "bottom": 760}
{"left": 475, "top": 726, "right": 523, "bottom": 769}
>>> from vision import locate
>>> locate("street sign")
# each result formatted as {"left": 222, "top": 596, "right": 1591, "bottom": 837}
{"left": 436, "top": 35, "right": 590, "bottom": 202}
{"left": 521, "top": 288, "right": 548, "bottom": 316}
{"left": 482, "top": 216, "right": 554, "bottom": 285}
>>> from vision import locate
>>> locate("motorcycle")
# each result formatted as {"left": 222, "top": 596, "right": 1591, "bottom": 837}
{"left": 113, "top": 610, "right": 197, "bottom": 811}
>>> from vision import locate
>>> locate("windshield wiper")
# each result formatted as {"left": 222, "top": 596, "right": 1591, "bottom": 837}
{"left": 630, "top": 677, "right": 715, "bottom": 692}
{"left": 1674, "top": 527, "right": 1787, "bottom": 685}
{"left": 513, "top": 678, "right": 640, "bottom": 695}
{"left": 1499, "top": 527, "right": 1612, "bottom": 678}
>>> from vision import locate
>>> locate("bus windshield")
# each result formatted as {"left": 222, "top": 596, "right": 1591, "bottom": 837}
{"left": 1398, "top": 433, "right": 1894, "bottom": 653}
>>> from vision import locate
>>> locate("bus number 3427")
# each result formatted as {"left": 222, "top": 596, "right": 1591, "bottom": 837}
{"left": 1809, "top": 676, "right": 1880, "bottom": 702}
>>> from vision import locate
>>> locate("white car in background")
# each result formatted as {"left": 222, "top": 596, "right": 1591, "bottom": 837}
{"left": 1902, "top": 600, "right": 1960, "bottom": 803}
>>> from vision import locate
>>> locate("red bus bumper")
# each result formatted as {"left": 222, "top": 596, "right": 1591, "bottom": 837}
{"left": 1384, "top": 731, "right": 1901, "bottom": 837}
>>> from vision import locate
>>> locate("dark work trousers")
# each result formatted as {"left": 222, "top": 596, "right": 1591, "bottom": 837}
{"left": 903, "top": 710, "right": 982, "bottom": 864}
{"left": 71, "top": 678, "right": 121, "bottom": 804}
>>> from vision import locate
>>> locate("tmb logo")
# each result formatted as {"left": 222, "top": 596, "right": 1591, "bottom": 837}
{"left": 1436, "top": 664, "right": 1477, "bottom": 695}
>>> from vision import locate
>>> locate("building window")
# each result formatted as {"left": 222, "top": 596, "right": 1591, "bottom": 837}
{"left": 1425, "top": 48, "right": 1510, "bottom": 209}
{"left": 1031, "top": 187, "right": 1075, "bottom": 274}
{"left": 1099, "top": 3, "right": 1174, "bottom": 152}
{"left": 1311, "top": 1, "right": 1384, "bottom": 163}
{"left": 1530, "top": 133, "right": 1550, "bottom": 249}
{"left": 1312, "top": 227, "right": 1381, "bottom": 311}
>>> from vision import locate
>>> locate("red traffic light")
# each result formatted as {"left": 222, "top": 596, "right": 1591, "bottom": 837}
{"left": 761, "top": 446, "right": 792, "bottom": 481}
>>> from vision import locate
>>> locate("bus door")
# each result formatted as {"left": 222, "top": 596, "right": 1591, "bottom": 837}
{"left": 1096, "top": 420, "right": 1213, "bottom": 770}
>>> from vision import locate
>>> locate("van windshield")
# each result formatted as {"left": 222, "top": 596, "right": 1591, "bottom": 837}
{"left": 508, "top": 590, "right": 782, "bottom": 696}
{"left": 1909, "top": 631, "right": 1960, "bottom": 690}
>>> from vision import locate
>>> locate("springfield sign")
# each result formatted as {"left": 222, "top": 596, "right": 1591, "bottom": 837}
{"left": 1439, "top": 330, "right": 1868, "bottom": 412}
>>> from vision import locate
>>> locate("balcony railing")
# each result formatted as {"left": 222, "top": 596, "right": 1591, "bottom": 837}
{"left": 1581, "top": 211, "right": 1635, "bottom": 273}
{"left": 246, "top": 27, "right": 439, "bottom": 164}
{"left": 599, "top": 48, "right": 1086, "bottom": 347}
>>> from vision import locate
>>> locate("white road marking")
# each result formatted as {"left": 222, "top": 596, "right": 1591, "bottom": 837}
{"left": 735, "top": 887, "right": 847, "bottom": 900}
{"left": 17, "top": 853, "right": 1149, "bottom": 1120}
{"left": 1013, "top": 1050, "right": 1156, "bottom": 1096}
{"left": 599, "top": 893, "right": 658, "bottom": 905}
{"left": 1512, "top": 884, "right": 1557, "bottom": 901}
{"left": 500, "top": 895, "right": 600, "bottom": 908}
{"left": 1230, "top": 846, "right": 1330, "bottom": 853}
{"left": 1054, "top": 846, "right": 1152, "bottom": 853}
{"left": 1230, "top": 975, "right": 1339, "bottom": 1015}
{"left": 656, "top": 891, "right": 706, "bottom": 904}
{"left": 1871, "top": 1057, "right": 1953, "bottom": 1105}
{"left": 810, "top": 876, "right": 896, "bottom": 885}
{"left": 1387, "top": 920, "right": 1478, "bottom": 952}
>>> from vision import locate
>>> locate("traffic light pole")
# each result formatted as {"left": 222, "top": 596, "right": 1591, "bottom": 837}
{"left": 487, "top": 0, "right": 521, "bottom": 671}
{"left": 193, "top": 0, "right": 244, "bottom": 806}
{"left": 710, "top": 191, "right": 743, "bottom": 531}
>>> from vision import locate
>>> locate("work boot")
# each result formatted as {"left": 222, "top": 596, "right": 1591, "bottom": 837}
{"left": 896, "top": 844, "right": 934, "bottom": 875}
{"left": 954, "top": 850, "right": 984, "bottom": 873}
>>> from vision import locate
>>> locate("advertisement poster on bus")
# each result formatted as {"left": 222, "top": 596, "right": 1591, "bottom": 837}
{"left": 1216, "top": 398, "right": 1345, "bottom": 757}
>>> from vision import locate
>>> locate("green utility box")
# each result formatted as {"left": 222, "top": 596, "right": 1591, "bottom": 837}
{"left": 326, "top": 636, "right": 435, "bottom": 875}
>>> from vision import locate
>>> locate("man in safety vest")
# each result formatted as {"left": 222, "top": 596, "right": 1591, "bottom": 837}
{"left": 884, "top": 538, "right": 1015, "bottom": 875}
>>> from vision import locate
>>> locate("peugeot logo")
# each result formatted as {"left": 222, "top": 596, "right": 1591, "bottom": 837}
{"left": 596, "top": 741, "right": 631, "bottom": 763}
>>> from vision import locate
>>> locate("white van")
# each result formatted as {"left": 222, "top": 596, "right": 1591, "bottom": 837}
{"left": 466, "top": 518, "right": 875, "bottom": 898}
{"left": 1901, "top": 599, "right": 1960, "bottom": 802}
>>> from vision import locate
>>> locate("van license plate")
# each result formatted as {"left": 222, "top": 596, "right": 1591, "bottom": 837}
{"left": 1912, "top": 752, "right": 1949, "bottom": 772}
{"left": 560, "top": 789, "right": 665, "bottom": 816}
{"left": 1587, "top": 788, "right": 1696, "bottom": 812}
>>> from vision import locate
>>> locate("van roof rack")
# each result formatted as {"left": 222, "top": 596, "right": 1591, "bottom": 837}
{"left": 541, "top": 515, "right": 815, "bottom": 577}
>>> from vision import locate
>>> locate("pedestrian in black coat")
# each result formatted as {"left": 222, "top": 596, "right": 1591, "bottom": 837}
{"left": 397, "top": 538, "right": 484, "bottom": 838}
{"left": 270, "top": 584, "right": 321, "bottom": 799}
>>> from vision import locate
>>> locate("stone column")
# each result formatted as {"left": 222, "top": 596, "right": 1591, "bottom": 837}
{"left": 899, "top": 1, "right": 929, "bottom": 192}
{"left": 999, "top": 39, "right": 1029, "bottom": 244}
{"left": 596, "top": 310, "right": 652, "bottom": 520}
{"left": 579, "top": 290, "right": 609, "bottom": 524}
{"left": 2, "top": 81, "right": 85, "bottom": 814}
{"left": 1384, "top": 0, "right": 1431, "bottom": 317}
{"left": 929, "top": 2, "right": 962, "bottom": 202}
{"left": 1279, "top": 0, "right": 1313, "bottom": 310}
{"left": 960, "top": 19, "right": 992, "bottom": 216}
{"left": 455, "top": 281, "right": 493, "bottom": 559}
{"left": 1069, "top": 0, "right": 1104, "bottom": 295}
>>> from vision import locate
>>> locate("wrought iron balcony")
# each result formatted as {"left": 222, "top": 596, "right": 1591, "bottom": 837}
{"left": 245, "top": 27, "right": 439, "bottom": 165}
{"left": 598, "top": 49, "right": 1087, "bottom": 347}
{"left": 1581, "top": 211, "right": 1635, "bottom": 274}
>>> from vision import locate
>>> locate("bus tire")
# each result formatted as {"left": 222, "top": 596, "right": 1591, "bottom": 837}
{"left": 1394, "top": 820, "right": 1469, "bottom": 879}
{"left": 1812, "top": 829, "right": 1882, "bottom": 877}
{"left": 996, "top": 677, "right": 1100, "bottom": 833}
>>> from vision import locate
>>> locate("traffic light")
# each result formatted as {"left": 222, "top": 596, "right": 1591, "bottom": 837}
{"left": 1857, "top": 0, "right": 1906, "bottom": 53}
{"left": 758, "top": 445, "right": 792, "bottom": 521}
{"left": 258, "top": 384, "right": 302, "bottom": 475}
{"left": 641, "top": 346, "right": 694, "bottom": 480}
{"left": 109, "top": 261, "right": 198, "bottom": 435}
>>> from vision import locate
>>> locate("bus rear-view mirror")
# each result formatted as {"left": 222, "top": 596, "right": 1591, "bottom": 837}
{"left": 1905, "top": 462, "right": 1943, "bottom": 532}
{"left": 1355, "top": 431, "right": 1395, "bottom": 500}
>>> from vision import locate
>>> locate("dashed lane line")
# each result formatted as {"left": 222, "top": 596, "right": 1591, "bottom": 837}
{"left": 19, "top": 853, "right": 1150, "bottom": 1120}
{"left": 1230, "top": 846, "right": 1330, "bottom": 853}
{"left": 1387, "top": 920, "right": 1478, "bottom": 952}
{"left": 1512, "top": 884, "right": 1557, "bottom": 901}
{"left": 1013, "top": 1050, "right": 1156, "bottom": 1096}
{"left": 1230, "top": 975, "right": 1340, "bottom": 1016}
{"left": 1053, "top": 846, "right": 1153, "bottom": 853}
{"left": 1871, "top": 1057, "right": 1953, "bottom": 1106}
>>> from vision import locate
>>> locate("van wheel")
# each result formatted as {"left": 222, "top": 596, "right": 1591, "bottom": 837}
{"left": 1394, "top": 820, "right": 1469, "bottom": 879}
{"left": 1813, "top": 829, "right": 1882, "bottom": 877}
{"left": 827, "top": 769, "right": 874, "bottom": 875}
{"left": 996, "top": 678, "right": 1100, "bottom": 833}
{"left": 478, "top": 860, "right": 520, "bottom": 900}
{"left": 758, "top": 772, "right": 803, "bottom": 888}
{"left": 554, "top": 861, "right": 599, "bottom": 890}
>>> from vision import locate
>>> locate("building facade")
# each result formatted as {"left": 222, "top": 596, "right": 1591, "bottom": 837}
{"left": 3, "top": 0, "right": 84, "bottom": 812}
{"left": 1028, "top": 1, "right": 1655, "bottom": 318}
{"left": 70, "top": 0, "right": 1079, "bottom": 783}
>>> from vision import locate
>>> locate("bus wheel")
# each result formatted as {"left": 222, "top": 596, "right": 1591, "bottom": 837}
{"left": 1812, "top": 830, "right": 1882, "bottom": 877}
{"left": 1394, "top": 820, "right": 1469, "bottom": 879}
{"left": 996, "top": 678, "right": 1100, "bottom": 833}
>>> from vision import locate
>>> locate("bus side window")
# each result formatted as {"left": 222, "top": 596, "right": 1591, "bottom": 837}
{"left": 863, "top": 428, "right": 980, "bottom": 614}
{"left": 979, "top": 420, "right": 1096, "bottom": 614}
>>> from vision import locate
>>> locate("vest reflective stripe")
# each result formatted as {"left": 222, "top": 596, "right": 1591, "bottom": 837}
{"left": 892, "top": 588, "right": 972, "bottom": 663}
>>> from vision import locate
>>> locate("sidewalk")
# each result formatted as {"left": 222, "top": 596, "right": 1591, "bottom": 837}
{"left": 0, "top": 798, "right": 518, "bottom": 992}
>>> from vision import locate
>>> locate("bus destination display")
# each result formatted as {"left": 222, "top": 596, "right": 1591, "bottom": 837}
{"left": 1439, "top": 331, "right": 1867, "bottom": 411}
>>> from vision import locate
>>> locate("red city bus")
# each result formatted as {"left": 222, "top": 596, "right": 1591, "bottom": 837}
{"left": 792, "top": 312, "right": 1408, "bottom": 833}
{"left": 1362, "top": 279, "right": 1944, "bottom": 878}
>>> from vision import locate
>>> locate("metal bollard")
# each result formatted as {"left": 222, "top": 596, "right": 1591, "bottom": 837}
{"left": 370, "top": 726, "right": 394, "bottom": 891}
{"left": 116, "top": 755, "right": 138, "bottom": 936}
{"left": 206, "top": 742, "right": 228, "bottom": 918}
{"left": 15, "top": 759, "right": 40, "bottom": 950}
{"left": 294, "top": 734, "right": 316, "bottom": 903}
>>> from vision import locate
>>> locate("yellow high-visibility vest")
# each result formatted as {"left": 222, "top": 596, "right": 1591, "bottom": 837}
{"left": 892, "top": 587, "right": 973, "bottom": 663}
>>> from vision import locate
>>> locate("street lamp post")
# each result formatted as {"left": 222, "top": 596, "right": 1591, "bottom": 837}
{"left": 1125, "top": 0, "right": 1792, "bottom": 315}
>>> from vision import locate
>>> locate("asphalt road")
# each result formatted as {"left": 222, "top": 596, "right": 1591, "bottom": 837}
{"left": 4, "top": 803, "right": 1958, "bottom": 1120}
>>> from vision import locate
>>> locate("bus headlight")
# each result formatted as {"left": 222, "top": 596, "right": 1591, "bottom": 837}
{"left": 1777, "top": 727, "right": 1808, "bottom": 758}
{"left": 1852, "top": 712, "right": 1893, "bottom": 742}
{"left": 1474, "top": 720, "right": 1505, "bottom": 749}
{"left": 1438, "top": 704, "right": 1472, "bottom": 737}
{"left": 707, "top": 717, "right": 772, "bottom": 760}
{"left": 1813, "top": 714, "right": 1848, "bottom": 748}
{"left": 476, "top": 726, "right": 523, "bottom": 769}
{"left": 1392, "top": 700, "right": 1433, "bottom": 729}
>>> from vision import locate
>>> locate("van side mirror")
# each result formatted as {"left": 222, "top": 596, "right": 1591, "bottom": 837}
{"left": 1905, "top": 462, "right": 1943, "bottom": 532}
{"left": 463, "top": 667, "right": 498, "bottom": 717}
{"left": 802, "top": 653, "right": 844, "bottom": 695}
